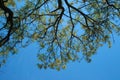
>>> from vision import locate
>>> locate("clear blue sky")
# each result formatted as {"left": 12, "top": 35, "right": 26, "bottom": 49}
{"left": 0, "top": 1, "right": 120, "bottom": 80}
{"left": 0, "top": 35, "right": 120, "bottom": 80}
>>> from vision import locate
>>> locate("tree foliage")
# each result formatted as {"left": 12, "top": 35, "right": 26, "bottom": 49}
{"left": 0, "top": 0, "right": 120, "bottom": 70}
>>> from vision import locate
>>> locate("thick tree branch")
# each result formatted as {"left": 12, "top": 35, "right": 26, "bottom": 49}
{"left": 0, "top": 0, "right": 13, "bottom": 47}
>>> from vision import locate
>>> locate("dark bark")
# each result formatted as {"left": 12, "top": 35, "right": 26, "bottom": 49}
{"left": 0, "top": 0, "right": 13, "bottom": 47}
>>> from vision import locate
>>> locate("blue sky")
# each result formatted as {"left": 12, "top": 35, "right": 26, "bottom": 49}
{"left": 0, "top": 35, "right": 120, "bottom": 80}
{"left": 0, "top": 1, "right": 120, "bottom": 80}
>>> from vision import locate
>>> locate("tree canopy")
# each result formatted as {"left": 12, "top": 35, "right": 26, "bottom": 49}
{"left": 0, "top": 0, "right": 120, "bottom": 70}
